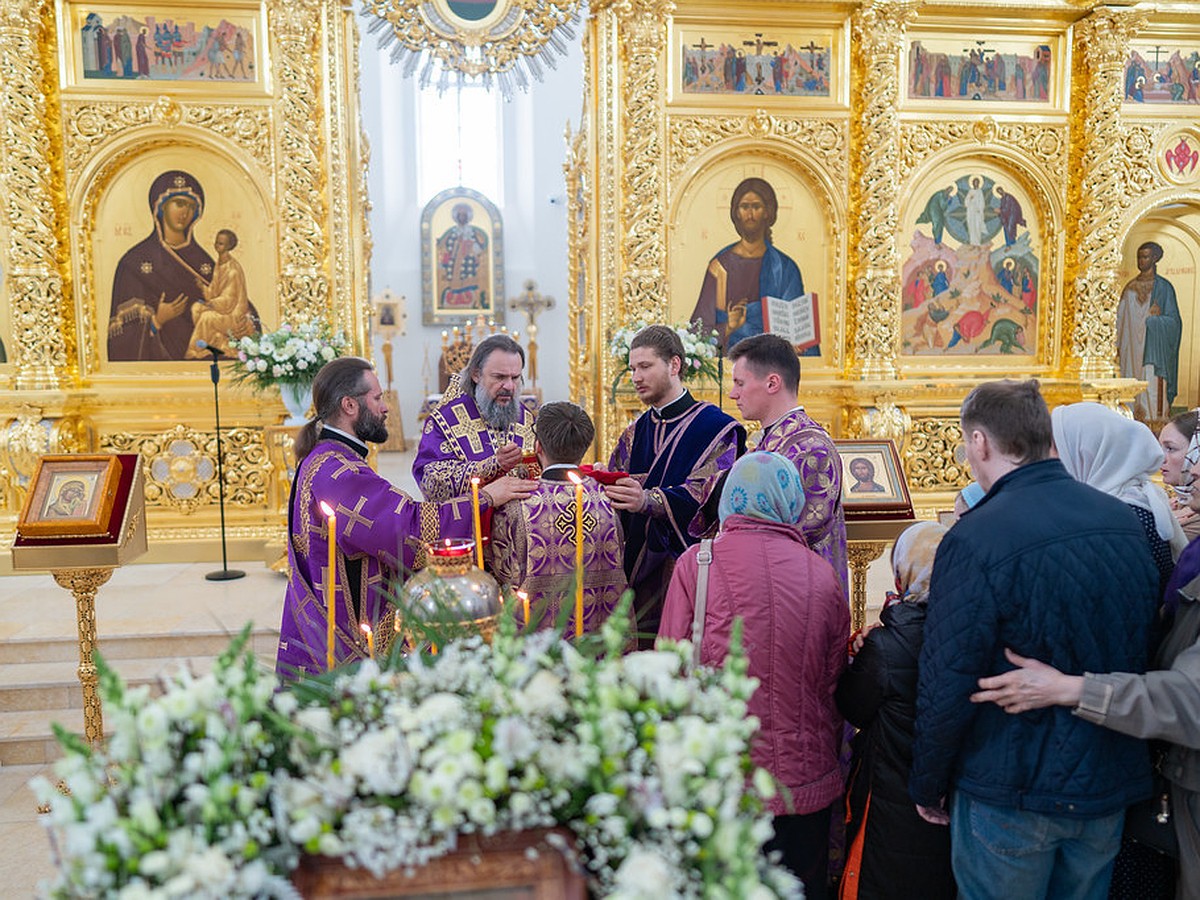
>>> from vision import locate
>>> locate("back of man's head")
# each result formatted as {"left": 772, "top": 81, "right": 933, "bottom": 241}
{"left": 960, "top": 378, "right": 1052, "bottom": 465}
{"left": 630, "top": 325, "right": 684, "bottom": 367}
{"left": 727, "top": 333, "right": 800, "bottom": 394}
{"left": 296, "top": 356, "right": 374, "bottom": 462}
{"left": 535, "top": 402, "right": 595, "bottom": 465}
{"left": 464, "top": 333, "right": 525, "bottom": 384}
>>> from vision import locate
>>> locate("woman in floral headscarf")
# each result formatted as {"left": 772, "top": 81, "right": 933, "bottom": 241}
{"left": 660, "top": 451, "right": 848, "bottom": 899}
{"left": 835, "top": 521, "right": 955, "bottom": 900}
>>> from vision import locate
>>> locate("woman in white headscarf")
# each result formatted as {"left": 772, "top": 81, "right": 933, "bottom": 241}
{"left": 1052, "top": 402, "right": 1186, "bottom": 597}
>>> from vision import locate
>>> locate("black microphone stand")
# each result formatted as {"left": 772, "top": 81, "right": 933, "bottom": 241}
{"left": 201, "top": 342, "right": 245, "bottom": 582}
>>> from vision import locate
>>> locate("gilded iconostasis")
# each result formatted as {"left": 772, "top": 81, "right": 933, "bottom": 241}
{"left": 577, "top": 0, "right": 1200, "bottom": 504}
{"left": 1, "top": 0, "right": 1200, "bottom": 559}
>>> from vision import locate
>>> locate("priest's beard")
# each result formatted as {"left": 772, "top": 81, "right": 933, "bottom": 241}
{"left": 475, "top": 381, "right": 520, "bottom": 431}
{"left": 354, "top": 406, "right": 388, "bottom": 444}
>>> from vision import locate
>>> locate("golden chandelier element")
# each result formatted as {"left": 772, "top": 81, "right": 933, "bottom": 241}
{"left": 361, "top": 0, "right": 583, "bottom": 97}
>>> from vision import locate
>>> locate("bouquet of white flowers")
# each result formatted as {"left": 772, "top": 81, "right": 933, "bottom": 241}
{"left": 35, "top": 600, "right": 801, "bottom": 899}
{"left": 230, "top": 321, "right": 348, "bottom": 391}
{"left": 610, "top": 320, "right": 720, "bottom": 401}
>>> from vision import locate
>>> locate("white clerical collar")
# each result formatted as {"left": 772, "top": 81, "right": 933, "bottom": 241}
{"left": 653, "top": 388, "right": 688, "bottom": 415}
{"left": 322, "top": 424, "right": 369, "bottom": 454}
{"left": 541, "top": 463, "right": 576, "bottom": 473}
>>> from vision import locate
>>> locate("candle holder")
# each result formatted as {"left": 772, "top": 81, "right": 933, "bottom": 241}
{"left": 397, "top": 540, "right": 503, "bottom": 646}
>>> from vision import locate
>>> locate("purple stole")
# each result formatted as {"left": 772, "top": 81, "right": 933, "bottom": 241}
{"left": 487, "top": 468, "right": 628, "bottom": 633}
{"left": 277, "top": 432, "right": 476, "bottom": 677}
{"left": 413, "top": 375, "right": 536, "bottom": 501}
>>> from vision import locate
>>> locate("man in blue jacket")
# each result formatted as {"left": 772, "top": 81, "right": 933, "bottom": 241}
{"left": 910, "top": 379, "right": 1159, "bottom": 900}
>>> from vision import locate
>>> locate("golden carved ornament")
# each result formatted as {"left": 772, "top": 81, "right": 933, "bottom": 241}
{"left": 898, "top": 122, "right": 1068, "bottom": 193}
{"left": 616, "top": 2, "right": 672, "bottom": 328}
{"left": 847, "top": 399, "right": 912, "bottom": 449}
{"left": 1066, "top": 6, "right": 1149, "bottom": 380}
{"left": 51, "top": 566, "right": 115, "bottom": 746}
{"left": 271, "top": 0, "right": 331, "bottom": 324}
{"left": 848, "top": 0, "right": 919, "bottom": 379}
{"left": 0, "top": 2, "right": 71, "bottom": 389}
{"left": 0, "top": 405, "right": 90, "bottom": 512}
{"left": 565, "top": 117, "right": 591, "bottom": 422}
{"left": 101, "top": 424, "right": 269, "bottom": 513}
{"left": 904, "top": 417, "right": 971, "bottom": 491}
{"left": 362, "top": 0, "right": 584, "bottom": 98}
{"left": 63, "top": 100, "right": 273, "bottom": 176}
{"left": 668, "top": 114, "right": 847, "bottom": 183}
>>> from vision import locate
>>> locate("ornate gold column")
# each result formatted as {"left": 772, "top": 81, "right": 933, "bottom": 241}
{"left": 587, "top": 0, "right": 675, "bottom": 450}
{"left": 274, "top": 0, "right": 332, "bottom": 326}
{"left": 848, "top": 0, "right": 918, "bottom": 381}
{"left": 1066, "top": 5, "right": 1148, "bottom": 381}
{"left": 615, "top": 0, "right": 674, "bottom": 325}
{"left": 564, "top": 119, "right": 590, "bottom": 424}
{"left": 52, "top": 567, "right": 114, "bottom": 745}
{"left": 0, "top": 0, "right": 70, "bottom": 390}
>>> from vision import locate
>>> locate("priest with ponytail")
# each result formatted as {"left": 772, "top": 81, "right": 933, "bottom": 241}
{"left": 277, "top": 356, "right": 536, "bottom": 676}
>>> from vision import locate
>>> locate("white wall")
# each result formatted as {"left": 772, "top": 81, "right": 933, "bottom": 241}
{"left": 358, "top": 22, "right": 584, "bottom": 445}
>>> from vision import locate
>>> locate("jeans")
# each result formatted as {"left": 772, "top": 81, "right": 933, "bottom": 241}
{"left": 951, "top": 792, "right": 1123, "bottom": 900}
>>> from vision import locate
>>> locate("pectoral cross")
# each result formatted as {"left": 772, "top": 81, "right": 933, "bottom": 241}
{"left": 508, "top": 280, "right": 555, "bottom": 391}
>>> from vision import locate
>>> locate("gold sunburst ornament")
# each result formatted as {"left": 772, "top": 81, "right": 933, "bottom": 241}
{"left": 362, "top": 0, "right": 583, "bottom": 98}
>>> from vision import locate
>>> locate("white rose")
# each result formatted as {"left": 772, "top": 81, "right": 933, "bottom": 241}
{"left": 520, "top": 670, "right": 567, "bottom": 718}
{"left": 612, "top": 847, "right": 679, "bottom": 898}
{"left": 622, "top": 650, "right": 682, "bottom": 699}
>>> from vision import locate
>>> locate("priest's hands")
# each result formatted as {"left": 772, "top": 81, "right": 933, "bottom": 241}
{"left": 604, "top": 477, "right": 646, "bottom": 513}
{"left": 481, "top": 475, "right": 537, "bottom": 507}
{"left": 496, "top": 443, "right": 524, "bottom": 471}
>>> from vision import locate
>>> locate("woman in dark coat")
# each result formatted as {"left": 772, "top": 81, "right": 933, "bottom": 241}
{"left": 835, "top": 521, "right": 955, "bottom": 900}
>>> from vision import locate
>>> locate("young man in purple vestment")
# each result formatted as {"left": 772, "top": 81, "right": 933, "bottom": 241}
{"left": 606, "top": 325, "right": 745, "bottom": 648}
{"left": 413, "top": 334, "right": 537, "bottom": 501}
{"left": 277, "top": 357, "right": 535, "bottom": 677}
{"left": 488, "top": 402, "right": 628, "bottom": 633}
{"left": 724, "top": 333, "right": 848, "bottom": 597}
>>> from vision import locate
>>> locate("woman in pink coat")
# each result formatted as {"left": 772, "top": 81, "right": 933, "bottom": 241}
{"left": 660, "top": 451, "right": 849, "bottom": 899}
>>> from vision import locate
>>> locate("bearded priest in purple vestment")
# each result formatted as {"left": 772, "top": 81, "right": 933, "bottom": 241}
{"left": 606, "top": 326, "right": 745, "bottom": 647}
{"left": 413, "top": 334, "right": 537, "bottom": 501}
{"left": 488, "top": 402, "right": 628, "bottom": 634}
{"left": 693, "top": 333, "right": 848, "bottom": 598}
{"left": 277, "top": 357, "right": 535, "bottom": 677}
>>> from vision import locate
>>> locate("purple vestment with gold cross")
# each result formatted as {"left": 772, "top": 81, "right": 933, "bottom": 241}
{"left": 277, "top": 431, "right": 477, "bottom": 677}
{"left": 487, "top": 468, "right": 628, "bottom": 633}
{"left": 413, "top": 374, "right": 536, "bottom": 501}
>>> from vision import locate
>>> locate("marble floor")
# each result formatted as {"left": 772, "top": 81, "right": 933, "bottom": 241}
{"left": 0, "top": 448, "right": 892, "bottom": 896}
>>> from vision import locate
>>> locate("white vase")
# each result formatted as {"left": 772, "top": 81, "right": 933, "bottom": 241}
{"left": 280, "top": 382, "right": 314, "bottom": 426}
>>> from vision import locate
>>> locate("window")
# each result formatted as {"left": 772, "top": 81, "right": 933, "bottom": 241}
{"left": 416, "top": 82, "right": 502, "bottom": 206}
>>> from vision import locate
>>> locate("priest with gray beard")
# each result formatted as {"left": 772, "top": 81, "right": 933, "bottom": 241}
{"left": 413, "top": 333, "right": 537, "bottom": 501}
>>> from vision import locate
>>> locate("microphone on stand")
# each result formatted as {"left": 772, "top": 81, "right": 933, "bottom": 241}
{"left": 198, "top": 340, "right": 245, "bottom": 583}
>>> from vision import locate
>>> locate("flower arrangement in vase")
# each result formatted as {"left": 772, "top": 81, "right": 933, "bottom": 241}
{"left": 34, "top": 600, "right": 802, "bottom": 899}
{"left": 230, "top": 321, "right": 349, "bottom": 423}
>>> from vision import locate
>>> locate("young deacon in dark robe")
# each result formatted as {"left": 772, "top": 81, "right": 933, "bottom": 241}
{"left": 606, "top": 325, "right": 745, "bottom": 647}
{"left": 488, "top": 402, "right": 627, "bottom": 633}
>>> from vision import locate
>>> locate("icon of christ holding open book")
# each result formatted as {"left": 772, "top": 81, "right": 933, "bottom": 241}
{"left": 690, "top": 176, "right": 820, "bottom": 355}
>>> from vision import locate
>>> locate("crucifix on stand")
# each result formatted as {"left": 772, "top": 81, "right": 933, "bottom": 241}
{"left": 508, "top": 280, "right": 555, "bottom": 402}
